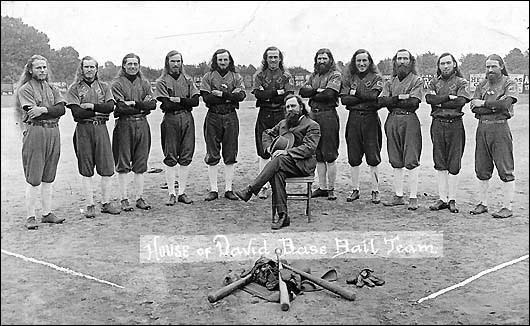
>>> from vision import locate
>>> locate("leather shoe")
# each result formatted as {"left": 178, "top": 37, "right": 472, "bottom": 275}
{"left": 235, "top": 186, "right": 253, "bottom": 202}
{"left": 101, "top": 202, "right": 120, "bottom": 215}
{"left": 204, "top": 191, "right": 218, "bottom": 201}
{"left": 121, "top": 198, "right": 134, "bottom": 211}
{"left": 346, "top": 189, "right": 360, "bottom": 202}
{"left": 41, "top": 212, "right": 65, "bottom": 224}
{"left": 311, "top": 188, "right": 328, "bottom": 198}
{"left": 470, "top": 203, "right": 488, "bottom": 215}
{"left": 224, "top": 190, "right": 239, "bottom": 200}
{"left": 166, "top": 194, "right": 176, "bottom": 206}
{"left": 85, "top": 204, "right": 96, "bottom": 218}
{"left": 25, "top": 216, "right": 38, "bottom": 230}
{"left": 448, "top": 200, "right": 459, "bottom": 213}
{"left": 258, "top": 187, "right": 269, "bottom": 199}
{"left": 371, "top": 191, "right": 380, "bottom": 204}
{"left": 136, "top": 198, "right": 151, "bottom": 210}
{"left": 429, "top": 199, "right": 448, "bottom": 211}
{"left": 271, "top": 213, "right": 290, "bottom": 230}
{"left": 491, "top": 207, "right": 513, "bottom": 219}
{"left": 407, "top": 197, "right": 419, "bottom": 210}
{"left": 383, "top": 195, "right": 405, "bottom": 206}
{"left": 178, "top": 194, "right": 193, "bottom": 204}
{"left": 327, "top": 188, "right": 337, "bottom": 200}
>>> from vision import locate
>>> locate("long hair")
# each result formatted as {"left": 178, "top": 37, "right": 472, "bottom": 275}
{"left": 71, "top": 56, "right": 99, "bottom": 86}
{"left": 436, "top": 52, "right": 463, "bottom": 78}
{"left": 284, "top": 94, "right": 309, "bottom": 116}
{"left": 486, "top": 54, "right": 509, "bottom": 76}
{"left": 15, "top": 54, "right": 51, "bottom": 110}
{"left": 117, "top": 53, "right": 146, "bottom": 80}
{"left": 160, "top": 50, "right": 185, "bottom": 78}
{"left": 313, "top": 48, "right": 336, "bottom": 74}
{"left": 392, "top": 49, "right": 417, "bottom": 76}
{"left": 210, "top": 49, "right": 235, "bottom": 72}
{"left": 348, "top": 49, "right": 379, "bottom": 77}
{"left": 261, "top": 46, "right": 284, "bottom": 72}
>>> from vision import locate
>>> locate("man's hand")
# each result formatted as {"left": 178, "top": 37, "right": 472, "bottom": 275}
{"left": 212, "top": 90, "right": 223, "bottom": 97}
{"left": 27, "top": 106, "right": 47, "bottom": 119}
{"left": 470, "top": 99, "right": 485, "bottom": 108}
{"left": 448, "top": 95, "right": 458, "bottom": 100}
{"left": 398, "top": 94, "right": 410, "bottom": 100}
{"left": 277, "top": 89, "right": 285, "bottom": 95}
{"left": 232, "top": 87, "right": 242, "bottom": 94}
{"left": 124, "top": 100, "right": 136, "bottom": 106}
{"left": 349, "top": 89, "right": 357, "bottom": 96}
{"left": 170, "top": 96, "right": 181, "bottom": 103}
{"left": 272, "top": 149, "right": 288, "bottom": 158}
{"left": 80, "top": 103, "right": 94, "bottom": 110}
{"left": 316, "top": 88, "right": 325, "bottom": 93}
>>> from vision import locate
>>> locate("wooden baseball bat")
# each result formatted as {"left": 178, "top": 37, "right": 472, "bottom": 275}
{"left": 282, "top": 263, "right": 356, "bottom": 301}
{"left": 277, "top": 261, "right": 290, "bottom": 311}
{"left": 207, "top": 274, "right": 253, "bottom": 303}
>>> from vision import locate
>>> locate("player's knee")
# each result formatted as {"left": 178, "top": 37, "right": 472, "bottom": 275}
{"left": 500, "top": 173, "right": 515, "bottom": 182}
{"left": 204, "top": 154, "right": 220, "bottom": 166}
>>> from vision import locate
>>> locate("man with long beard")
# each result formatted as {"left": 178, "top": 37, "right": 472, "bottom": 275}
{"left": 378, "top": 49, "right": 424, "bottom": 210}
{"left": 425, "top": 53, "right": 471, "bottom": 214}
{"left": 111, "top": 53, "right": 157, "bottom": 211}
{"left": 300, "top": 48, "right": 342, "bottom": 200}
{"left": 469, "top": 54, "right": 518, "bottom": 218}
{"left": 235, "top": 94, "right": 321, "bottom": 229}
{"left": 200, "top": 49, "right": 246, "bottom": 201}
{"left": 154, "top": 50, "right": 200, "bottom": 206}
{"left": 252, "top": 46, "right": 295, "bottom": 199}
{"left": 67, "top": 56, "right": 121, "bottom": 218}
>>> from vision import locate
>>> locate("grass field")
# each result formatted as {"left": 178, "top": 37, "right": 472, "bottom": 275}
{"left": 1, "top": 94, "right": 528, "bottom": 324}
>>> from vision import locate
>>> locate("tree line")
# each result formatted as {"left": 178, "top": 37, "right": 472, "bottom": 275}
{"left": 2, "top": 16, "right": 528, "bottom": 86}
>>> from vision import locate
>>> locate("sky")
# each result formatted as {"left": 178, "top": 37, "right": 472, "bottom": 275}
{"left": 2, "top": 1, "right": 529, "bottom": 69}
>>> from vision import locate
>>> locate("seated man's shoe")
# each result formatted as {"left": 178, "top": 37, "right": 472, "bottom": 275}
{"left": 85, "top": 204, "right": 96, "bottom": 218}
{"left": 224, "top": 190, "right": 239, "bottom": 201}
{"left": 407, "top": 197, "right": 419, "bottom": 211}
{"left": 258, "top": 187, "right": 269, "bottom": 199}
{"left": 311, "top": 188, "right": 328, "bottom": 198}
{"left": 235, "top": 186, "right": 253, "bottom": 202}
{"left": 346, "top": 189, "right": 360, "bottom": 202}
{"left": 327, "top": 188, "right": 337, "bottom": 201}
{"left": 204, "top": 191, "right": 218, "bottom": 201}
{"left": 136, "top": 198, "right": 151, "bottom": 210}
{"left": 429, "top": 199, "right": 448, "bottom": 211}
{"left": 470, "top": 203, "right": 488, "bottom": 215}
{"left": 166, "top": 194, "right": 176, "bottom": 206}
{"left": 41, "top": 212, "right": 65, "bottom": 224}
{"left": 101, "top": 202, "right": 120, "bottom": 215}
{"left": 448, "top": 200, "right": 459, "bottom": 213}
{"left": 121, "top": 198, "right": 134, "bottom": 211}
{"left": 371, "top": 191, "right": 381, "bottom": 204}
{"left": 271, "top": 213, "right": 290, "bottom": 230}
{"left": 25, "top": 216, "right": 38, "bottom": 230}
{"left": 178, "top": 194, "right": 193, "bottom": 204}
{"left": 383, "top": 195, "right": 405, "bottom": 206}
{"left": 491, "top": 207, "right": 513, "bottom": 219}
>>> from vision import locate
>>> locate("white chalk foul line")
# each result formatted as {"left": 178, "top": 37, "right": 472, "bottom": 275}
{"left": 1, "top": 249, "right": 125, "bottom": 289}
{"left": 417, "top": 254, "right": 529, "bottom": 304}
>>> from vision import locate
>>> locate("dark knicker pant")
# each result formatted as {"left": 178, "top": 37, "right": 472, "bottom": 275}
{"left": 112, "top": 118, "right": 151, "bottom": 173}
{"left": 430, "top": 119, "right": 465, "bottom": 175}
{"left": 249, "top": 155, "right": 309, "bottom": 217}
{"left": 474, "top": 121, "right": 515, "bottom": 182}
{"left": 384, "top": 113, "right": 422, "bottom": 170}
{"left": 255, "top": 107, "right": 286, "bottom": 159}
{"left": 73, "top": 123, "right": 114, "bottom": 177}
{"left": 203, "top": 110, "right": 239, "bottom": 165}
{"left": 161, "top": 111, "right": 195, "bottom": 167}
{"left": 310, "top": 109, "right": 339, "bottom": 163}
{"left": 22, "top": 124, "right": 61, "bottom": 186}
{"left": 345, "top": 111, "right": 382, "bottom": 167}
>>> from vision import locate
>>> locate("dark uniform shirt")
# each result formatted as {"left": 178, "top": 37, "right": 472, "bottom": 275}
{"left": 472, "top": 75, "right": 518, "bottom": 120}
{"left": 252, "top": 68, "right": 294, "bottom": 109}
{"left": 67, "top": 80, "right": 115, "bottom": 122}
{"left": 427, "top": 74, "right": 471, "bottom": 118}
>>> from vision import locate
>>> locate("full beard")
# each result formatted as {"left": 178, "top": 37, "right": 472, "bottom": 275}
{"left": 316, "top": 63, "right": 331, "bottom": 75}
{"left": 396, "top": 64, "right": 411, "bottom": 80}
{"left": 286, "top": 112, "right": 302, "bottom": 128}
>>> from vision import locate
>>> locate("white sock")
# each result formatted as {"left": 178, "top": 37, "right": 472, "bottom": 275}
{"left": 178, "top": 165, "right": 189, "bottom": 195}
{"left": 208, "top": 165, "right": 218, "bottom": 192}
{"left": 41, "top": 182, "right": 53, "bottom": 216}
{"left": 437, "top": 170, "right": 449, "bottom": 202}
{"left": 82, "top": 176, "right": 94, "bottom": 206}
{"left": 134, "top": 173, "right": 144, "bottom": 200}
{"left": 369, "top": 165, "right": 379, "bottom": 192}
{"left": 393, "top": 168, "right": 404, "bottom": 197}
{"left": 118, "top": 172, "right": 129, "bottom": 200}
{"left": 479, "top": 179, "right": 489, "bottom": 206}
{"left": 224, "top": 164, "right": 234, "bottom": 192}
{"left": 448, "top": 173, "right": 458, "bottom": 201}
{"left": 25, "top": 183, "right": 38, "bottom": 218}
{"left": 165, "top": 165, "right": 177, "bottom": 196}
{"left": 327, "top": 162, "right": 337, "bottom": 190}
{"left": 408, "top": 168, "right": 419, "bottom": 199}
{"left": 502, "top": 181, "right": 515, "bottom": 210}
{"left": 351, "top": 165, "right": 360, "bottom": 190}
{"left": 101, "top": 176, "right": 111, "bottom": 204}
{"left": 317, "top": 162, "right": 327, "bottom": 190}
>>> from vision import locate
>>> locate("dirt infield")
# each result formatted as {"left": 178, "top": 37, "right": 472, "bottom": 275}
{"left": 1, "top": 94, "right": 528, "bottom": 324}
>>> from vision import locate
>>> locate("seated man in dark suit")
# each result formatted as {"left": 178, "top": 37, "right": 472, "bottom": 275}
{"left": 235, "top": 94, "right": 321, "bottom": 229}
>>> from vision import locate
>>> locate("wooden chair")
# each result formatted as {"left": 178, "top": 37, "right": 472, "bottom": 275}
{"left": 282, "top": 174, "right": 314, "bottom": 223}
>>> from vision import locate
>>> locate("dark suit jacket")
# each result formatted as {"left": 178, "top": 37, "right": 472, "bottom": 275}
{"left": 262, "top": 115, "right": 321, "bottom": 175}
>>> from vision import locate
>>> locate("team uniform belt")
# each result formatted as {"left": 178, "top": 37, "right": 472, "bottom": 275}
{"left": 26, "top": 120, "right": 58, "bottom": 128}
{"left": 349, "top": 110, "right": 377, "bottom": 116}
{"left": 78, "top": 119, "right": 107, "bottom": 125}
{"left": 479, "top": 119, "right": 507, "bottom": 124}
{"left": 310, "top": 106, "right": 335, "bottom": 113}
{"left": 433, "top": 116, "right": 462, "bottom": 123}
{"left": 118, "top": 115, "right": 146, "bottom": 121}
{"left": 259, "top": 106, "right": 285, "bottom": 113}
{"left": 390, "top": 110, "right": 414, "bottom": 115}
{"left": 165, "top": 109, "right": 189, "bottom": 115}
{"left": 208, "top": 106, "right": 236, "bottom": 115}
